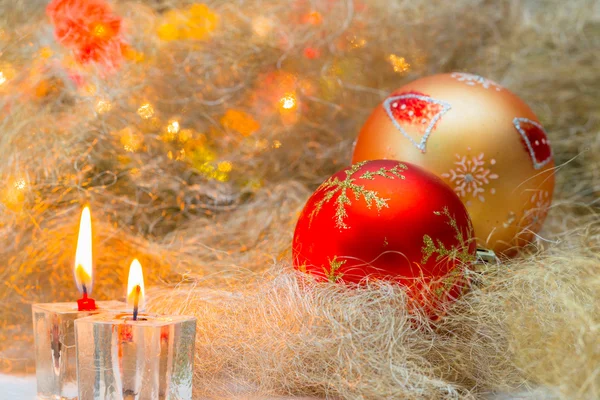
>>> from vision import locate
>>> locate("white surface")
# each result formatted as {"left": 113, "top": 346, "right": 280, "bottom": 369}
{"left": 0, "top": 374, "right": 36, "bottom": 399}
{"left": 0, "top": 374, "right": 323, "bottom": 400}
{"left": 0, "top": 374, "right": 556, "bottom": 399}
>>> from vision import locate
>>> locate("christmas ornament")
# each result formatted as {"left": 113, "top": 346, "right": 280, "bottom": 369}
{"left": 352, "top": 73, "right": 555, "bottom": 255}
{"left": 293, "top": 160, "right": 476, "bottom": 313}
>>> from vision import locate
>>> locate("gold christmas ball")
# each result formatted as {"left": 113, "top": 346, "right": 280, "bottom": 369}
{"left": 352, "top": 73, "right": 555, "bottom": 255}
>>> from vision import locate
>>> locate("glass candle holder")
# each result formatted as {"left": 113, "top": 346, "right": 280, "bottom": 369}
{"left": 75, "top": 313, "right": 196, "bottom": 400}
{"left": 32, "top": 301, "right": 127, "bottom": 400}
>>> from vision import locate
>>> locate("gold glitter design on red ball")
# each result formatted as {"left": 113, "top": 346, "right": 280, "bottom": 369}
{"left": 325, "top": 256, "right": 346, "bottom": 283}
{"left": 383, "top": 91, "right": 451, "bottom": 153}
{"left": 421, "top": 207, "right": 475, "bottom": 265}
{"left": 309, "top": 162, "right": 407, "bottom": 229}
{"left": 432, "top": 267, "right": 465, "bottom": 300}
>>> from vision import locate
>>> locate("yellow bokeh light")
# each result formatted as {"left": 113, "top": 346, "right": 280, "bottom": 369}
{"left": 279, "top": 93, "right": 297, "bottom": 110}
{"left": 38, "top": 47, "right": 53, "bottom": 59}
{"left": 0, "top": 64, "right": 15, "bottom": 87}
{"left": 14, "top": 178, "right": 26, "bottom": 190}
{"left": 215, "top": 173, "right": 228, "bottom": 182}
{"left": 1, "top": 176, "right": 27, "bottom": 212}
{"left": 167, "top": 120, "right": 180, "bottom": 134}
{"left": 162, "top": 132, "right": 176, "bottom": 143}
{"left": 158, "top": 4, "right": 218, "bottom": 41}
{"left": 189, "top": 145, "right": 215, "bottom": 164}
{"left": 137, "top": 103, "right": 155, "bottom": 119}
{"left": 95, "top": 99, "right": 112, "bottom": 114}
{"left": 218, "top": 161, "right": 232, "bottom": 172}
{"left": 248, "top": 179, "right": 262, "bottom": 191}
{"left": 272, "top": 140, "right": 282, "bottom": 149}
{"left": 388, "top": 54, "right": 410, "bottom": 73}
{"left": 178, "top": 128, "right": 193, "bottom": 143}
{"left": 348, "top": 36, "right": 367, "bottom": 49}
{"left": 92, "top": 23, "right": 109, "bottom": 39}
{"left": 119, "top": 127, "right": 143, "bottom": 152}
{"left": 157, "top": 19, "right": 180, "bottom": 41}
{"left": 162, "top": 120, "right": 183, "bottom": 142}
{"left": 2, "top": 188, "right": 24, "bottom": 211}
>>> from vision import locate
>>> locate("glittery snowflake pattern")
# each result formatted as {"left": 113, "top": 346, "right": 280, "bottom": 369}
{"left": 441, "top": 152, "right": 499, "bottom": 204}
{"left": 520, "top": 190, "right": 552, "bottom": 233}
{"left": 450, "top": 72, "right": 503, "bottom": 91}
{"left": 325, "top": 256, "right": 346, "bottom": 283}
{"left": 382, "top": 92, "right": 451, "bottom": 153}
{"left": 309, "top": 162, "right": 407, "bottom": 230}
{"left": 513, "top": 117, "right": 553, "bottom": 170}
{"left": 421, "top": 207, "right": 475, "bottom": 265}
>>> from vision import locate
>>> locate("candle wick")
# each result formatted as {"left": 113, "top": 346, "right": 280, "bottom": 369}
{"left": 82, "top": 283, "right": 88, "bottom": 297}
{"left": 132, "top": 285, "right": 141, "bottom": 321}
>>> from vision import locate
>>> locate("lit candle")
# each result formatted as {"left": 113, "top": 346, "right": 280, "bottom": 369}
{"left": 32, "top": 206, "right": 126, "bottom": 400}
{"left": 75, "top": 260, "right": 196, "bottom": 400}
{"left": 75, "top": 206, "right": 96, "bottom": 311}
{"left": 126, "top": 259, "right": 145, "bottom": 321}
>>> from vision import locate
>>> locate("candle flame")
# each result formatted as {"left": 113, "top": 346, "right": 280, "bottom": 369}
{"left": 74, "top": 206, "right": 93, "bottom": 294}
{"left": 127, "top": 259, "right": 145, "bottom": 309}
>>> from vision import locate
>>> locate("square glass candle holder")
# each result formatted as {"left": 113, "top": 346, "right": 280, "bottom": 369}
{"left": 75, "top": 313, "right": 196, "bottom": 400}
{"left": 32, "top": 301, "right": 127, "bottom": 400}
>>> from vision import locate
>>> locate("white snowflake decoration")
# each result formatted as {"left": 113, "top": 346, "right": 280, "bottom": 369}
{"left": 441, "top": 152, "right": 499, "bottom": 203}
{"left": 521, "top": 190, "right": 552, "bottom": 230}
{"left": 450, "top": 72, "right": 503, "bottom": 91}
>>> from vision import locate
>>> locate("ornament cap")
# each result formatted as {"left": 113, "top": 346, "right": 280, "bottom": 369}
{"left": 475, "top": 247, "right": 498, "bottom": 264}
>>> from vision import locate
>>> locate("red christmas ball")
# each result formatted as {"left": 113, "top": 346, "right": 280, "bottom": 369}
{"left": 292, "top": 160, "right": 476, "bottom": 312}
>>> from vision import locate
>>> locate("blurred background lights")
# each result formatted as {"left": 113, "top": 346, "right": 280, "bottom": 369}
{"left": 137, "top": 103, "right": 155, "bottom": 119}
{"left": 388, "top": 54, "right": 410, "bottom": 73}
{"left": 14, "top": 178, "right": 26, "bottom": 190}
{"left": 167, "top": 120, "right": 180, "bottom": 135}
{"left": 95, "top": 99, "right": 112, "bottom": 114}
{"left": 279, "top": 93, "right": 297, "bottom": 110}
{"left": 252, "top": 16, "right": 273, "bottom": 37}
